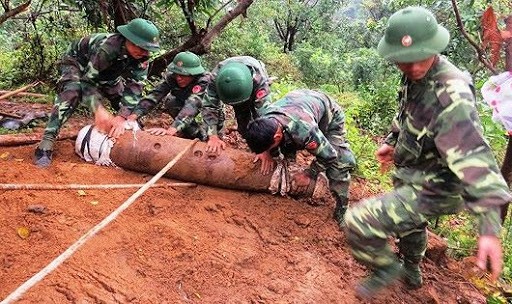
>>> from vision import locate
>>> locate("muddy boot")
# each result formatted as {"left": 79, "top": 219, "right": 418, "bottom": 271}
{"left": 34, "top": 148, "right": 53, "bottom": 168}
{"left": 355, "top": 262, "right": 402, "bottom": 299}
{"left": 401, "top": 261, "right": 423, "bottom": 289}
{"left": 333, "top": 196, "right": 348, "bottom": 228}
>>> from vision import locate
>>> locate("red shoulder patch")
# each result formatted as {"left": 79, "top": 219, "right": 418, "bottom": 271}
{"left": 255, "top": 89, "right": 267, "bottom": 100}
{"left": 305, "top": 141, "right": 318, "bottom": 150}
{"left": 192, "top": 85, "right": 203, "bottom": 94}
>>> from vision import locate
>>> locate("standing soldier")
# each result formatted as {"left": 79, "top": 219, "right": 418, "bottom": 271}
{"left": 344, "top": 6, "right": 512, "bottom": 298}
{"left": 126, "top": 51, "right": 216, "bottom": 140}
{"left": 201, "top": 56, "right": 272, "bottom": 154}
{"left": 244, "top": 89, "right": 356, "bottom": 227}
{"left": 34, "top": 18, "right": 160, "bottom": 167}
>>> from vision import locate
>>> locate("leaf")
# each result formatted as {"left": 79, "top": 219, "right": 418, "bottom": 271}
{"left": 77, "top": 190, "right": 86, "bottom": 196}
{"left": 17, "top": 227, "right": 30, "bottom": 239}
{"left": 481, "top": 6, "right": 502, "bottom": 67}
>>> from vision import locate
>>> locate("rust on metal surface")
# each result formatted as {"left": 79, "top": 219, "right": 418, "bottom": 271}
{"left": 110, "top": 132, "right": 272, "bottom": 192}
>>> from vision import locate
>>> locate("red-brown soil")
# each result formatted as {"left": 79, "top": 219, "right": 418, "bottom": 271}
{"left": 0, "top": 100, "right": 488, "bottom": 303}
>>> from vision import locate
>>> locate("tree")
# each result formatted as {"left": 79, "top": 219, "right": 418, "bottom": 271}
{"left": 0, "top": 0, "right": 31, "bottom": 25}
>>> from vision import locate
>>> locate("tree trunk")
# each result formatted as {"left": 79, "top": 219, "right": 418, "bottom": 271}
{"left": 148, "top": 0, "right": 254, "bottom": 77}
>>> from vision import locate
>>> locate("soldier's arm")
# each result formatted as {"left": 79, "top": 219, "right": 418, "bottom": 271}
{"left": 434, "top": 79, "right": 511, "bottom": 236}
{"left": 253, "top": 77, "right": 272, "bottom": 110}
{"left": 201, "top": 80, "right": 223, "bottom": 136}
{"left": 304, "top": 127, "right": 338, "bottom": 178}
{"left": 384, "top": 117, "right": 400, "bottom": 146}
{"left": 132, "top": 74, "right": 173, "bottom": 119}
{"left": 171, "top": 82, "right": 207, "bottom": 132}
{"left": 117, "top": 61, "right": 149, "bottom": 118}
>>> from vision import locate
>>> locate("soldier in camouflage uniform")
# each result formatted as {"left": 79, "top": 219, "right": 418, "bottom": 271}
{"left": 34, "top": 18, "right": 160, "bottom": 167}
{"left": 344, "top": 7, "right": 512, "bottom": 299}
{"left": 127, "top": 51, "right": 218, "bottom": 140}
{"left": 201, "top": 56, "right": 272, "bottom": 154}
{"left": 244, "top": 89, "right": 356, "bottom": 226}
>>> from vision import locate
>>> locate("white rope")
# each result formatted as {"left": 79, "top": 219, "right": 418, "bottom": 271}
{"left": 0, "top": 182, "right": 196, "bottom": 190}
{"left": 0, "top": 139, "right": 198, "bottom": 304}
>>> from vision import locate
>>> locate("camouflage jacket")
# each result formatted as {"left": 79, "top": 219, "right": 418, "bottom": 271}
{"left": 201, "top": 56, "right": 272, "bottom": 135}
{"left": 64, "top": 33, "right": 149, "bottom": 116}
{"left": 384, "top": 56, "right": 511, "bottom": 236}
{"left": 132, "top": 72, "right": 211, "bottom": 132}
{"left": 260, "top": 89, "right": 347, "bottom": 176}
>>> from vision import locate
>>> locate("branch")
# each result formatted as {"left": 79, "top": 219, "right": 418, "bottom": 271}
{"left": 206, "top": 0, "right": 233, "bottom": 30}
{"left": 178, "top": 0, "right": 197, "bottom": 35}
{"left": 197, "top": 0, "right": 254, "bottom": 49}
{"left": 451, "top": 0, "right": 498, "bottom": 75}
{"left": 0, "top": 0, "right": 31, "bottom": 25}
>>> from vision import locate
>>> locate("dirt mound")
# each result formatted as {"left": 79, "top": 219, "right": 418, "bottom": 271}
{"left": 0, "top": 103, "right": 487, "bottom": 303}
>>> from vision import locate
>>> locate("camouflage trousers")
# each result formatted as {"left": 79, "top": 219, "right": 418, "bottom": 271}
{"left": 321, "top": 126, "right": 356, "bottom": 202}
{"left": 325, "top": 145, "right": 356, "bottom": 202}
{"left": 345, "top": 179, "right": 436, "bottom": 271}
{"left": 39, "top": 64, "right": 125, "bottom": 150}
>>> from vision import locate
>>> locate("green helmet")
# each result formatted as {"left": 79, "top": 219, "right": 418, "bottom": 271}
{"left": 167, "top": 51, "right": 205, "bottom": 76}
{"left": 117, "top": 18, "right": 160, "bottom": 52}
{"left": 377, "top": 6, "right": 449, "bottom": 63}
{"left": 216, "top": 62, "right": 253, "bottom": 105}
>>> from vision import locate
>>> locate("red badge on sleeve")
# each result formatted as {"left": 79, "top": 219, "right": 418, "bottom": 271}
{"left": 255, "top": 89, "right": 267, "bottom": 100}
{"left": 305, "top": 141, "right": 318, "bottom": 150}
{"left": 192, "top": 85, "right": 202, "bottom": 94}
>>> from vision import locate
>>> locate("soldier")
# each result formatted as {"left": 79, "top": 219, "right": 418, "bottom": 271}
{"left": 34, "top": 18, "right": 160, "bottom": 167}
{"left": 344, "top": 6, "right": 512, "bottom": 298}
{"left": 126, "top": 51, "right": 216, "bottom": 140}
{"left": 201, "top": 56, "right": 271, "bottom": 154}
{"left": 244, "top": 89, "right": 356, "bottom": 227}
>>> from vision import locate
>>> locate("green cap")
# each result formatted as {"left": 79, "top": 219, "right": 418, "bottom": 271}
{"left": 167, "top": 51, "right": 205, "bottom": 76}
{"left": 377, "top": 6, "right": 449, "bottom": 63}
{"left": 117, "top": 18, "right": 160, "bottom": 52}
{"left": 216, "top": 62, "right": 253, "bottom": 105}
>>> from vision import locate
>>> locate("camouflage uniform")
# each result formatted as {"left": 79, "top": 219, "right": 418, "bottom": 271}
{"left": 132, "top": 72, "right": 216, "bottom": 140}
{"left": 345, "top": 56, "right": 512, "bottom": 288}
{"left": 201, "top": 56, "right": 271, "bottom": 138}
{"left": 260, "top": 89, "right": 356, "bottom": 207}
{"left": 40, "top": 33, "right": 149, "bottom": 148}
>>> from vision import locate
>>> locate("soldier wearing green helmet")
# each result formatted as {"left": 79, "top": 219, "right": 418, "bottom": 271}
{"left": 201, "top": 56, "right": 272, "bottom": 155}
{"left": 126, "top": 51, "right": 220, "bottom": 140}
{"left": 344, "top": 6, "right": 511, "bottom": 299}
{"left": 34, "top": 18, "right": 160, "bottom": 168}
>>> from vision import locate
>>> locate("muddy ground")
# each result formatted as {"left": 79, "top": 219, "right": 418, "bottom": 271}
{"left": 0, "top": 100, "right": 489, "bottom": 303}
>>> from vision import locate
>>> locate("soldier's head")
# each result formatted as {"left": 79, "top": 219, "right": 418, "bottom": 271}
{"left": 378, "top": 6, "right": 449, "bottom": 80}
{"left": 118, "top": 18, "right": 160, "bottom": 59}
{"left": 246, "top": 117, "right": 283, "bottom": 154}
{"left": 167, "top": 51, "right": 206, "bottom": 88}
{"left": 215, "top": 62, "right": 253, "bottom": 105}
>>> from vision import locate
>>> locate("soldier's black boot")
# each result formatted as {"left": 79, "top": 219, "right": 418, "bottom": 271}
{"left": 34, "top": 148, "right": 53, "bottom": 168}
{"left": 401, "top": 260, "right": 422, "bottom": 289}
{"left": 355, "top": 261, "right": 402, "bottom": 299}
{"left": 397, "top": 229, "right": 426, "bottom": 289}
{"left": 333, "top": 195, "right": 349, "bottom": 228}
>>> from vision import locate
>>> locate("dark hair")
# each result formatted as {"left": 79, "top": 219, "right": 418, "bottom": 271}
{"left": 245, "top": 117, "right": 279, "bottom": 154}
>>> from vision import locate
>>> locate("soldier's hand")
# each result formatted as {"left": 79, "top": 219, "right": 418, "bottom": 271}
{"left": 291, "top": 171, "right": 311, "bottom": 194}
{"left": 206, "top": 135, "right": 226, "bottom": 155}
{"left": 94, "top": 106, "right": 114, "bottom": 134}
{"left": 376, "top": 143, "right": 395, "bottom": 173}
{"left": 476, "top": 235, "right": 503, "bottom": 281}
{"left": 108, "top": 116, "right": 128, "bottom": 139}
{"left": 253, "top": 151, "right": 274, "bottom": 175}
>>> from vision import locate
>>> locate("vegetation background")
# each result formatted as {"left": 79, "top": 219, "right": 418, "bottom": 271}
{"left": 1, "top": 0, "right": 511, "bottom": 302}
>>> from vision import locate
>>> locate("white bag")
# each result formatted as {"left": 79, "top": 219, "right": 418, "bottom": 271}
{"left": 75, "top": 125, "right": 115, "bottom": 166}
{"left": 481, "top": 71, "right": 512, "bottom": 132}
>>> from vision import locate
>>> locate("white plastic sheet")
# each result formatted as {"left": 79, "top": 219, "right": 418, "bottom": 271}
{"left": 481, "top": 71, "right": 512, "bottom": 133}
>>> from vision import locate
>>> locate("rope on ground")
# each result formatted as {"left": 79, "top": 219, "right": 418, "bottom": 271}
{"left": 0, "top": 139, "right": 199, "bottom": 304}
{"left": 0, "top": 182, "right": 197, "bottom": 190}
